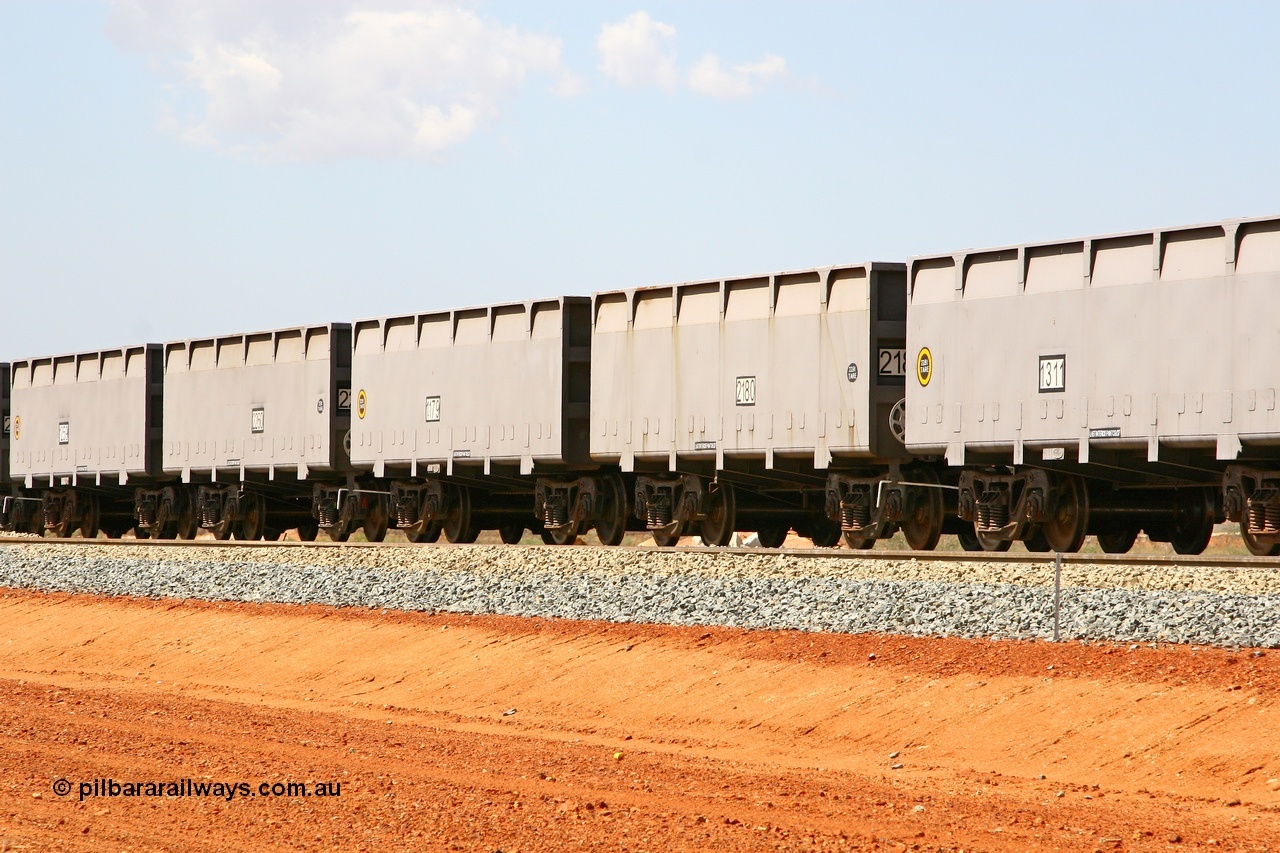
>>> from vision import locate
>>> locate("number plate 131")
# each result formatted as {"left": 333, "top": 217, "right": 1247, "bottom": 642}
{"left": 1039, "top": 355, "right": 1066, "bottom": 393}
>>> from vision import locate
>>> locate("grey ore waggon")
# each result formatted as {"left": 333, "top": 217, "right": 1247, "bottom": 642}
{"left": 3, "top": 213, "right": 1279, "bottom": 556}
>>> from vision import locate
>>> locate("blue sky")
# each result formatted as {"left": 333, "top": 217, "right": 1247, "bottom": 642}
{"left": 2, "top": 1, "right": 1277, "bottom": 360}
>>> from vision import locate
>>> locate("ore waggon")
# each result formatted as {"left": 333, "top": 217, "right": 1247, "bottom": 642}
{"left": 590, "top": 263, "right": 954, "bottom": 549}
{"left": 6, "top": 213, "right": 1280, "bottom": 554}
{"left": 905, "top": 214, "right": 1280, "bottom": 554}
{"left": 4, "top": 345, "right": 161, "bottom": 536}
{"left": 0, "top": 263, "right": 942, "bottom": 547}
{"left": 346, "top": 296, "right": 614, "bottom": 546}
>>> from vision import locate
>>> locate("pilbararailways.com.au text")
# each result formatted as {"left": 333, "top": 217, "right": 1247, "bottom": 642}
{"left": 52, "top": 778, "right": 342, "bottom": 802}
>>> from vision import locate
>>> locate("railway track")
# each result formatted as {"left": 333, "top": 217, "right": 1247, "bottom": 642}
{"left": 3, "top": 533, "right": 1279, "bottom": 570}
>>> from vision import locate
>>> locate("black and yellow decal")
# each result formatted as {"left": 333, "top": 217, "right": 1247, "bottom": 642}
{"left": 916, "top": 347, "right": 933, "bottom": 387}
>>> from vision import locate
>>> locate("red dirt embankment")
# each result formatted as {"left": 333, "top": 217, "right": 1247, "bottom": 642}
{"left": 0, "top": 589, "right": 1277, "bottom": 851}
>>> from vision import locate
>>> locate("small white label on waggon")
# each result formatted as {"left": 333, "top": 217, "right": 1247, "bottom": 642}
{"left": 694, "top": 440, "right": 716, "bottom": 450}
{"left": 1042, "top": 447, "right": 1065, "bottom": 461}
{"left": 1090, "top": 427, "right": 1121, "bottom": 439}
{"left": 452, "top": 450, "right": 471, "bottom": 458}
{"left": 1038, "top": 355, "right": 1066, "bottom": 393}
{"left": 425, "top": 396, "right": 441, "bottom": 422}
{"left": 735, "top": 376, "right": 756, "bottom": 406}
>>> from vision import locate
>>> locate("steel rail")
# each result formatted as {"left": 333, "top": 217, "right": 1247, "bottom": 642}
{"left": 1, "top": 535, "right": 1278, "bottom": 570}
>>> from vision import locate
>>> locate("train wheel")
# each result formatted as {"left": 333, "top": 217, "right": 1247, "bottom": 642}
{"left": 54, "top": 495, "right": 79, "bottom": 538}
{"left": 699, "top": 482, "right": 736, "bottom": 547}
{"left": 901, "top": 470, "right": 943, "bottom": 551}
{"left": 362, "top": 495, "right": 389, "bottom": 543}
{"left": 1170, "top": 488, "right": 1214, "bottom": 555}
{"left": 1097, "top": 528, "right": 1139, "bottom": 554}
{"left": 1241, "top": 525, "right": 1280, "bottom": 557}
{"left": 405, "top": 521, "right": 442, "bottom": 543}
{"left": 78, "top": 495, "right": 100, "bottom": 539}
{"left": 1023, "top": 526, "right": 1052, "bottom": 553}
{"left": 955, "top": 525, "right": 983, "bottom": 551}
{"left": 546, "top": 521, "right": 580, "bottom": 546}
{"left": 756, "top": 526, "right": 788, "bottom": 548}
{"left": 651, "top": 523, "right": 684, "bottom": 547}
{"left": 842, "top": 532, "right": 876, "bottom": 549}
{"left": 296, "top": 518, "right": 319, "bottom": 542}
{"left": 151, "top": 503, "right": 175, "bottom": 540}
{"left": 175, "top": 492, "right": 199, "bottom": 540}
{"left": 593, "top": 473, "right": 628, "bottom": 547}
{"left": 443, "top": 487, "right": 479, "bottom": 544}
{"left": 236, "top": 493, "right": 266, "bottom": 541}
{"left": 1042, "top": 475, "right": 1088, "bottom": 553}
{"left": 976, "top": 526, "right": 1013, "bottom": 552}
{"left": 808, "top": 515, "right": 842, "bottom": 548}
{"left": 323, "top": 523, "right": 351, "bottom": 543}
{"left": 101, "top": 520, "right": 130, "bottom": 539}
{"left": 499, "top": 524, "right": 525, "bottom": 545}
{"left": 24, "top": 508, "right": 45, "bottom": 536}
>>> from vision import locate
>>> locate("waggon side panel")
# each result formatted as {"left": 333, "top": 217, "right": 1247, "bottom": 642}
{"left": 906, "top": 216, "right": 1280, "bottom": 462}
{"left": 9, "top": 346, "right": 156, "bottom": 484}
{"left": 161, "top": 325, "right": 348, "bottom": 478}
{"left": 589, "top": 289, "right": 674, "bottom": 465}
{"left": 591, "top": 263, "right": 906, "bottom": 468}
{"left": 349, "top": 298, "right": 586, "bottom": 473}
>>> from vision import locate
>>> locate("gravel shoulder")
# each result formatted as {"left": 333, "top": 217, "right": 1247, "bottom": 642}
{"left": 2, "top": 543, "right": 1279, "bottom": 647}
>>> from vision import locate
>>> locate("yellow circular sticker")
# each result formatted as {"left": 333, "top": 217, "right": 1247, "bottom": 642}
{"left": 356, "top": 389, "right": 367, "bottom": 419}
{"left": 916, "top": 348, "right": 933, "bottom": 387}
{"left": 11, "top": 415, "right": 19, "bottom": 440}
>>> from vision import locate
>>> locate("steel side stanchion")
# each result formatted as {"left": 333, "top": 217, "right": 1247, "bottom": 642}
{"left": 1053, "top": 551, "right": 1062, "bottom": 642}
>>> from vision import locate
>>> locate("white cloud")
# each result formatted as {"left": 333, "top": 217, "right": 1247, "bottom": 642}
{"left": 595, "top": 11, "right": 679, "bottom": 91}
{"left": 688, "top": 53, "right": 787, "bottom": 99}
{"left": 596, "top": 12, "right": 788, "bottom": 99}
{"left": 107, "top": 1, "right": 579, "bottom": 161}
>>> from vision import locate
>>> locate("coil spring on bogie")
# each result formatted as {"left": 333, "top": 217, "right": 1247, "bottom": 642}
{"left": 43, "top": 504, "right": 59, "bottom": 530}
{"left": 543, "top": 500, "right": 568, "bottom": 528}
{"left": 646, "top": 496, "right": 673, "bottom": 530}
{"left": 976, "top": 502, "right": 1009, "bottom": 531}
{"left": 840, "top": 499, "right": 871, "bottom": 531}
{"left": 316, "top": 503, "right": 339, "bottom": 527}
{"left": 395, "top": 497, "right": 418, "bottom": 528}
{"left": 137, "top": 500, "right": 157, "bottom": 528}
{"left": 200, "top": 500, "right": 220, "bottom": 528}
{"left": 1247, "top": 501, "right": 1280, "bottom": 534}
